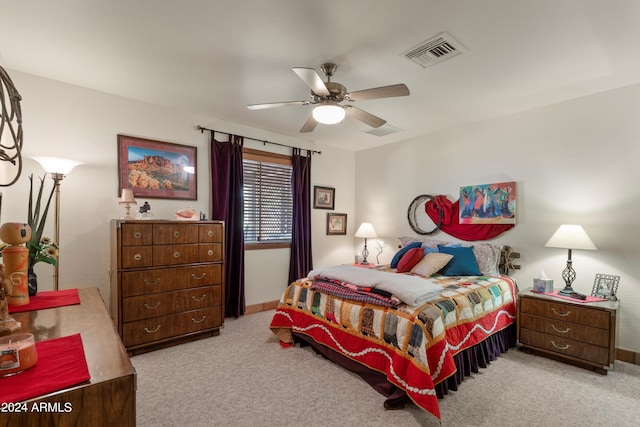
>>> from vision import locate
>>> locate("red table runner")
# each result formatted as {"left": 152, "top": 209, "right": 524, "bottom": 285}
{"left": 9, "top": 289, "right": 80, "bottom": 314}
{"left": 0, "top": 333, "right": 90, "bottom": 403}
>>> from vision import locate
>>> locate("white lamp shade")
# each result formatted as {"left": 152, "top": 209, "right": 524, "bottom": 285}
{"left": 545, "top": 224, "right": 597, "bottom": 250}
{"left": 33, "top": 156, "right": 83, "bottom": 174}
{"left": 312, "top": 104, "right": 345, "bottom": 125}
{"left": 355, "top": 222, "right": 377, "bottom": 239}
{"left": 119, "top": 188, "right": 137, "bottom": 204}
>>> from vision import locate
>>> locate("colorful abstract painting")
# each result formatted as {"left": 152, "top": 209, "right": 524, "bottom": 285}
{"left": 459, "top": 181, "right": 516, "bottom": 224}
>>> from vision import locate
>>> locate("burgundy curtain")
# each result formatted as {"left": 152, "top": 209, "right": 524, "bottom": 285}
{"left": 210, "top": 133, "right": 245, "bottom": 318}
{"left": 288, "top": 148, "right": 313, "bottom": 284}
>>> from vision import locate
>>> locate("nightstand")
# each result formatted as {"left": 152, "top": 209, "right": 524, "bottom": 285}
{"left": 517, "top": 287, "right": 619, "bottom": 374}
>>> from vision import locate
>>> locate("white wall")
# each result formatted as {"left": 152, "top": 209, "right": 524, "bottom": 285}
{"left": 1, "top": 71, "right": 356, "bottom": 310}
{"left": 355, "top": 83, "right": 640, "bottom": 352}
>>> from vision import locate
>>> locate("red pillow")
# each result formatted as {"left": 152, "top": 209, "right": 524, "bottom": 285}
{"left": 396, "top": 247, "right": 424, "bottom": 273}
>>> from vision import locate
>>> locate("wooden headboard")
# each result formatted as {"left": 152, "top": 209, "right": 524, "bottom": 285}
{"left": 499, "top": 245, "right": 520, "bottom": 275}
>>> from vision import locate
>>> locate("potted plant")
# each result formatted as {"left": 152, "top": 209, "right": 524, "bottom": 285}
{"left": 26, "top": 174, "right": 58, "bottom": 295}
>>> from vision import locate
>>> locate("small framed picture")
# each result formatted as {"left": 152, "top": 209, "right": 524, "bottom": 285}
{"left": 314, "top": 186, "right": 335, "bottom": 210}
{"left": 591, "top": 273, "right": 620, "bottom": 301}
{"left": 327, "top": 213, "right": 347, "bottom": 235}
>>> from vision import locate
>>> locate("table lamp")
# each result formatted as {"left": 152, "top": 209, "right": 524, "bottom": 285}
{"left": 355, "top": 222, "right": 377, "bottom": 265}
{"left": 545, "top": 224, "right": 597, "bottom": 296}
{"left": 119, "top": 189, "right": 137, "bottom": 220}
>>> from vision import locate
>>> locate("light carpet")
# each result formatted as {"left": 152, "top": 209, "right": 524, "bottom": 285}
{"left": 132, "top": 310, "right": 640, "bottom": 427}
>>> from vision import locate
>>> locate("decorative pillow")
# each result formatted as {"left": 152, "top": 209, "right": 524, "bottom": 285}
{"left": 423, "top": 247, "right": 439, "bottom": 255}
{"left": 411, "top": 253, "right": 454, "bottom": 277}
{"left": 471, "top": 243, "right": 502, "bottom": 276}
{"left": 396, "top": 247, "right": 425, "bottom": 273}
{"left": 398, "top": 236, "right": 446, "bottom": 248}
{"left": 437, "top": 245, "right": 481, "bottom": 276}
{"left": 390, "top": 241, "right": 422, "bottom": 268}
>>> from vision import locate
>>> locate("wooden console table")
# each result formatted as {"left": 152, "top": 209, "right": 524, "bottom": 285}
{"left": 0, "top": 288, "right": 136, "bottom": 427}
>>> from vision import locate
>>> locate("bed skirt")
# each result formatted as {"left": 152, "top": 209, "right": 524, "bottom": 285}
{"left": 293, "top": 324, "right": 517, "bottom": 409}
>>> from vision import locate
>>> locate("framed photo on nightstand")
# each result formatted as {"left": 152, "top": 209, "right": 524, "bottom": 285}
{"left": 591, "top": 273, "right": 620, "bottom": 301}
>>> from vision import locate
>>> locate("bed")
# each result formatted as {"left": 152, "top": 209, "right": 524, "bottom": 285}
{"left": 269, "top": 238, "right": 519, "bottom": 421}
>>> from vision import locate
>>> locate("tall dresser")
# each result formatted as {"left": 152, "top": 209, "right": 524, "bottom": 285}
{"left": 110, "top": 219, "right": 224, "bottom": 355}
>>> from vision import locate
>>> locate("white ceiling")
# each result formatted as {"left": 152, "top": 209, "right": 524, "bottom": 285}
{"left": 2, "top": 0, "right": 640, "bottom": 151}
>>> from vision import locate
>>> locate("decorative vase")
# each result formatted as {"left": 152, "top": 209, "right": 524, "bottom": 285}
{"left": 28, "top": 267, "right": 38, "bottom": 297}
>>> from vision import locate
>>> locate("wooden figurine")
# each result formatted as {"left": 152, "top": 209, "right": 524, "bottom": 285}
{"left": 0, "top": 222, "right": 31, "bottom": 306}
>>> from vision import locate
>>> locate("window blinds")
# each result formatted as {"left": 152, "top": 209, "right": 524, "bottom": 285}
{"left": 243, "top": 159, "right": 293, "bottom": 243}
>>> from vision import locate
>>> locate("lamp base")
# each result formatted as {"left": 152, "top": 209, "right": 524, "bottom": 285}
{"left": 557, "top": 286, "right": 575, "bottom": 297}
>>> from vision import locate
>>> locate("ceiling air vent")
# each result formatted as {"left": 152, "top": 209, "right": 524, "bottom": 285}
{"left": 402, "top": 32, "right": 466, "bottom": 68}
{"left": 365, "top": 124, "right": 402, "bottom": 137}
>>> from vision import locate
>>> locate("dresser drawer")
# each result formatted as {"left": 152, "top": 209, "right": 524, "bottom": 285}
{"left": 153, "top": 223, "right": 198, "bottom": 245}
{"left": 519, "top": 313, "right": 609, "bottom": 347}
{"left": 520, "top": 298, "right": 610, "bottom": 329}
{"left": 199, "top": 243, "right": 222, "bottom": 262}
{"left": 122, "top": 307, "right": 222, "bottom": 347}
{"left": 122, "top": 286, "right": 221, "bottom": 322}
{"left": 519, "top": 329, "right": 610, "bottom": 366}
{"left": 121, "top": 246, "right": 154, "bottom": 269}
{"left": 199, "top": 223, "right": 223, "bottom": 242}
{"left": 121, "top": 264, "right": 222, "bottom": 297}
{"left": 121, "top": 223, "right": 153, "bottom": 246}
{"left": 153, "top": 244, "right": 199, "bottom": 266}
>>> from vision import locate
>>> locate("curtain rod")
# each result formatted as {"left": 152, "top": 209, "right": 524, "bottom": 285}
{"left": 196, "top": 125, "right": 321, "bottom": 155}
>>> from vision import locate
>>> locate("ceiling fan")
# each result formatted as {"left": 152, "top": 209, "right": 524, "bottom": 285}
{"left": 247, "top": 63, "right": 410, "bottom": 133}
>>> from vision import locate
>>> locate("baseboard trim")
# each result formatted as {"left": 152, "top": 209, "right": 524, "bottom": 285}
{"left": 616, "top": 348, "right": 640, "bottom": 365}
{"left": 245, "top": 300, "right": 279, "bottom": 315}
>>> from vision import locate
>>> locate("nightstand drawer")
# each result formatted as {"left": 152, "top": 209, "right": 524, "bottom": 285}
{"left": 519, "top": 329, "right": 609, "bottom": 366}
{"left": 520, "top": 298, "right": 610, "bottom": 329}
{"left": 519, "top": 313, "right": 609, "bottom": 347}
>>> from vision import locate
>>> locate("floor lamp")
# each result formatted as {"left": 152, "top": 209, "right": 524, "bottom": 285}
{"left": 33, "top": 156, "right": 83, "bottom": 291}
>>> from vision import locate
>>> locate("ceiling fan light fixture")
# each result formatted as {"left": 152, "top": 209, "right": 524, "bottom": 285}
{"left": 312, "top": 103, "right": 345, "bottom": 125}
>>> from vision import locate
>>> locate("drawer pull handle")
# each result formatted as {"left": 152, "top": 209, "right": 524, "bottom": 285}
{"left": 192, "top": 295, "right": 207, "bottom": 302}
{"left": 134, "top": 232, "right": 142, "bottom": 238}
{"left": 144, "top": 325, "right": 161, "bottom": 333}
{"left": 192, "top": 316, "right": 206, "bottom": 323}
{"left": 174, "top": 231, "right": 180, "bottom": 238}
{"left": 550, "top": 340, "right": 570, "bottom": 350}
{"left": 144, "top": 301, "right": 161, "bottom": 309}
{"left": 208, "top": 230, "right": 214, "bottom": 236}
{"left": 191, "top": 273, "right": 206, "bottom": 280}
{"left": 551, "top": 324, "right": 570, "bottom": 334}
{"left": 207, "top": 249, "right": 214, "bottom": 256}
{"left": 174, "top": 251, "right": 181, "bottom": 258}
{"left": 551, "top": 308, "right": 571, "bottom": 317}
{"left": 144, "top": 278, "right": 160, "bottom": 285}
{"left": 134, "top": 253, "right": 142, "bottom": 261}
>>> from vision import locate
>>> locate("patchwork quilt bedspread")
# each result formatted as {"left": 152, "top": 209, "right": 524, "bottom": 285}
{"left": 269, "top": 271, "right": 518, "bottom": 420}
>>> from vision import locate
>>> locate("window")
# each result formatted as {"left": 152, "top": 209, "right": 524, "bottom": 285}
{"left": 243, "top": 148, "right": 293, "bottom": 249}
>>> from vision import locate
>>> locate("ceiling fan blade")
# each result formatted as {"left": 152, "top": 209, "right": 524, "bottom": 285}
{"left": 347, "top": 83, "right": 410, "bottom": 101}
{"left": 247, "top": 100, "right": 309, "bottom": 110}
{"left": 300, "top": 114, "right": 318, "bottom": 133}
{"left": 292, "top": 67, "right": 330, "bottom": 96}
{"left": 344, "top": 105, "right": 386, "bottom": 128}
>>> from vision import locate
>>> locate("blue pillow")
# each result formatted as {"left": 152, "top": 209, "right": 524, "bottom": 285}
{"left": 423, "top": 247, "right": 439, "bottom": 255}
{"left": 390, "top": 241, "right": 422, "bottom": 268}
{"left": 437, "top": 245, "right": 481, "bottom": 276}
